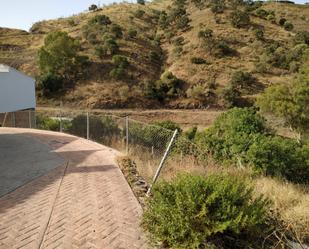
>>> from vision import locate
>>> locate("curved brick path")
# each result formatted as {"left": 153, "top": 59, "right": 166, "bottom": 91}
{"left": 0, "top": 128, "right": 148, "bottom": 249}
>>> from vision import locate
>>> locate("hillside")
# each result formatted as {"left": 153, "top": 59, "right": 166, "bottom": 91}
{"left": 0, "top": 0, "right": 308, "bottom": 109}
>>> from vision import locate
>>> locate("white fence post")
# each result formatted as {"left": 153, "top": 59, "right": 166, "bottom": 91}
{"left": 146, "top": 129, "right": 178, "bottom": 196}
{"left": 126, "top": 116, "right": 129, "bottom": 155}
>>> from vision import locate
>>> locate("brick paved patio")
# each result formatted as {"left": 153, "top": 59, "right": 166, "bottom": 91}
{"left": 0, "top": 128, "right": 148, "bottom": 249}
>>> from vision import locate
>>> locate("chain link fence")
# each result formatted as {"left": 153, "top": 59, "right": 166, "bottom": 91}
{"left": 0, "top": 110, "right": 209, "bottom": 182}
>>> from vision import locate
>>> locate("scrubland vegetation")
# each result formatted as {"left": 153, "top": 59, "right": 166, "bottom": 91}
{"left": 1, "top": 0, "right": 309, "bottom": 247}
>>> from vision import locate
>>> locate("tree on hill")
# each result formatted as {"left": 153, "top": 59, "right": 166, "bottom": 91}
{"left": 38, "top": 31, "right": 88, "bottom": 93}
{"left": 137, "top": 0, "right": 145, "bottom": 5}
{"left": 256, "top": 50, "right": 309, "bottom": 141}
{"left": 88, "top": 4, "right": 98, "bottom": 12}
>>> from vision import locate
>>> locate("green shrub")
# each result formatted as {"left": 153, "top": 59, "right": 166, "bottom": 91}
{"left": 143, "top": 174, "right": 269, "bottom": 249}
{"left": 284, "top": 21, "right": 294, "bottom": 31}
{"left": 112, "top": 55, "right": 129, "bottom": 68}
{"left": 230, "top": 10, "right": 250, "bottom": 28}
{"left": 39, "top": 73, "right": 63, "bottom": 96}
{"left": 88, "top": 4, "right": 98, "bottom": 11}
{"left": 190, "top": 57, "right": 206, "bottom": 64}
{"left": 68, "top": 115, "right": 120, "bottom": 144}
{"left": 215, "top": 41, "right": 236, "bottom": 57}
{"left": 110, "top": 23, "right": 123, "bottom": 38}
{"left": 89, "top": 15, "right": 112, "bottom": 26}
{"left": 148, "top": 51, "right": 161, "bottom": 62}
{"left": 210, "top": 0, "right": 225, "bottom": 14}
{"left": 176, "top": 15, "right": 191, "bottom": 29}
{"left": 231, "top": 71, "right": 255, "bottom": 89}
{"left": 109, "top": 67, "right": 125, "bottom": 79}
{"left": 278, "top": 17, "right": 287, "bottom": 26}
{"left": 254, "top": 29, "right": 264, "bottom": 40}
{"left": 256, "top": 8, "right": 268, "bottom": 19}
{"left": 154, "top": 120, "right": 181, "bottom": 132}
{"left": 221, "top": 86, "right": 241, "bottom": 108}
{"left": 134, "top": 9, "right": 145, "bottom": 18}
{"left": 36, "top": 115, "right": 61, "bottom": 131}
{"left": 195, "top": 108, "right": 267, "bottom": 162}
{"left": 294, "top": 31, "right": 309, "bottom": 45}
{"left": 137, "top": 0, "right": 145, "bottom": 5}
{"left": 155, "top": 71, "right": 184, "bottom": 101}
{"left": 102, "top": 37, "right": 119, "bottom": 55}
{"left": 247, "top": 136, "right": 309, "bottom": 184}
{"left": 127, "top": 28, "right": 137, "bottom": 38}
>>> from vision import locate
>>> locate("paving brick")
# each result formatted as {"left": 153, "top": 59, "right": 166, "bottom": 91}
{"left": 0, "top": 128, "right": 148, "bottom": 249}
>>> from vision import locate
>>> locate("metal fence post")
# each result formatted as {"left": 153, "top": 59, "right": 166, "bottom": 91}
{"left": 87, "top": 112, "right": 90, "bottom": 140}
{"left": 146, "top": 129, "right": 178, "bottom": 196}
{"left": 29, "top": 110, "right": 32, "bottom": 128}
{"left": 59, "top": 101, "right": 63, "bottom": 133}
{"left": 126, "top": 116, "right": 129, "bottom": 155}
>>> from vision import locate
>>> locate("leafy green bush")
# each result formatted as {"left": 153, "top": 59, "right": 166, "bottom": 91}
{"left": 148, "top": 51, "right": 161, "bottom": 62}
{"left": 39, "top": 73, "right": 63, "bottom": 96}
{"left": 230, "top": 10, "right": 250, "bottom": 28}
{"left": 36, "top": 115, "right": 61, "bottom": 131}
{"left": 284, "top": 21, "right": 294, "bottom": 31}
{"left": 137, "top": 0, "right": 145, "bottom": 5}
{"left": 254, "top": 29, "right": 264, "bottom": 40}
{"left": 102, "top": 36, "right": 119, "bottom": 55}
{"left": 256, "top": 8, "right": 268, "bottom": 19}
{"left": 110, "top": 23, "right": 123, "bottom": 38}
{"left": 247, "top": 136, "right": 309, "bottom": 184}
{"left": 89, "top": 15, "right": 112, "bottom": 26}
{"left": 210, "top": 0, "right": 225, "bottom": 14}
{"left": 278, "top": 17, "right": 287, "bottom": 26}
{"left": 112, "top": 55, "right": 129, "bottom": 68}
{"left": 195, "top": 108, "right": 267, "bottom": 162}
{"left": 143, "top": 174, "right": 269, "bottom": 249}
{"left": 215, "top": 41, "right": 236, "bottom": 57}
{"left": 127, "top": 28, "right": 137, "bottom": 38}
{"left": 68, "top": 115, "right": 120, "bottom": 144}
{"left": 88, "top": 4, "right": 98, "bottom": 12}
{"left": 221, "top": 86, "right": 241, "bottom": 108}
{"left": 231, "top": 71, "right": 255, "bottom": 89}
{"left": 154, "top": 71, "right": 184, "bottom": 101}
{"left": 295, "top": 31, "right": 309, "bottom": 45}
{"left": 134, "top": 9, "right": 145, "bottom": 18}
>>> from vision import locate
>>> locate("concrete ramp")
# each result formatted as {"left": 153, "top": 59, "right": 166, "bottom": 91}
{"left": 0, "top": 133, "right": 65, "bottom": 197}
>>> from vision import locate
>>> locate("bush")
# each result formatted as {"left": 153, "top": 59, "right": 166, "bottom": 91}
{"left": 221, "top": 86, "right": 241, "bottom": 108}
{"left": 190, "top": 57, "right": 206, "bottom": 64}
{"left": 230, "top": 10, "right": 250, "bottom": 28}
{"left": 256, "top": 8, "right": 268, "bottom": 19}
{"left": 195, "top": 108, "right": 267, "bottom": 162}
{"left": 284, "top": 21, "right": 294, "bottom": 31}
{"left": 148, "top": 51, "right": 161, "bottom": 62}
{"left": 112, "top": 55, "right": 129, "bottom": 68}
{"left": 39, "top": 73, "right": 63, "bottom": 96}
{"left": 231, "top": 71, "right": 255, "bottom": 89}
{"left": 176, "top": 15, "right": 191, "bottom": 29}
{"left": 69, "top": 115, "right": 120, "bottom": 144}
{"left": 143, "top": 174, "right": 269, "bottom": 249}
{"left": 137, "top": 0, "right": 145, "bottom": 5}
{"left": 134, "top": 9, "right": 145, "bottom": 18}
{"left": 110, "top": 23, "right": 123, "bottom": 38}
{"left": 295, "top": 31, "right": 309, "bottom": 45}
{"left": 88, "top": 4, "right": 98, "bottom": 11}
{"left": 278, "top": 17, "right": 287, "bottom": 26}
{"left": 254, "top": 29, "right": 264, "bottom": 40}
{"left": 154, "top": 71, "right": 184, "bottom": 101}
{"left": 36, "top": 115, "right": 61, "bottom": 131}
{"left": 210, "top": 0, "right": 225, "bottom": 14}
{"left": 89, "top": 15, "right": 112, "bottom": 26}
{"left": 127, "top": 28, "right": 137, "bottom": 38}
{"left": 102, "top": 37, "right": 119, "bottom": 55}
{"left": 247, "top": 136, "right": 309, "bottom": 184}
{"left": 215, "top": 41, "right": 236, "bottom": 57}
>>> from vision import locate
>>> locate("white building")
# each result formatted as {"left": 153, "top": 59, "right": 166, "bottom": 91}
{"left": 0, "top": 64, "right": 36, "bottom": 113}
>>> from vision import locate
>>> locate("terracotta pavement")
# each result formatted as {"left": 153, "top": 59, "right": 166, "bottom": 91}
{"left": 0, "top": 128, "right": 148, "bottom": 249}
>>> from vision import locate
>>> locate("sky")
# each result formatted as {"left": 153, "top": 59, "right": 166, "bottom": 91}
{"left": 0, "top": 0, "right": 308, "bottom": 31}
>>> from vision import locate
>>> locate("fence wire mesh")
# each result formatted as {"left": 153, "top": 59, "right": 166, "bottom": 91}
{"left": 0, "top": 110, "right": 209, "bottom": 182}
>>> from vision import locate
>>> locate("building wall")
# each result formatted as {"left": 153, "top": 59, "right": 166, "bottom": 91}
{"left": 0, "top": 67, "right": 36, "bottom": 113}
